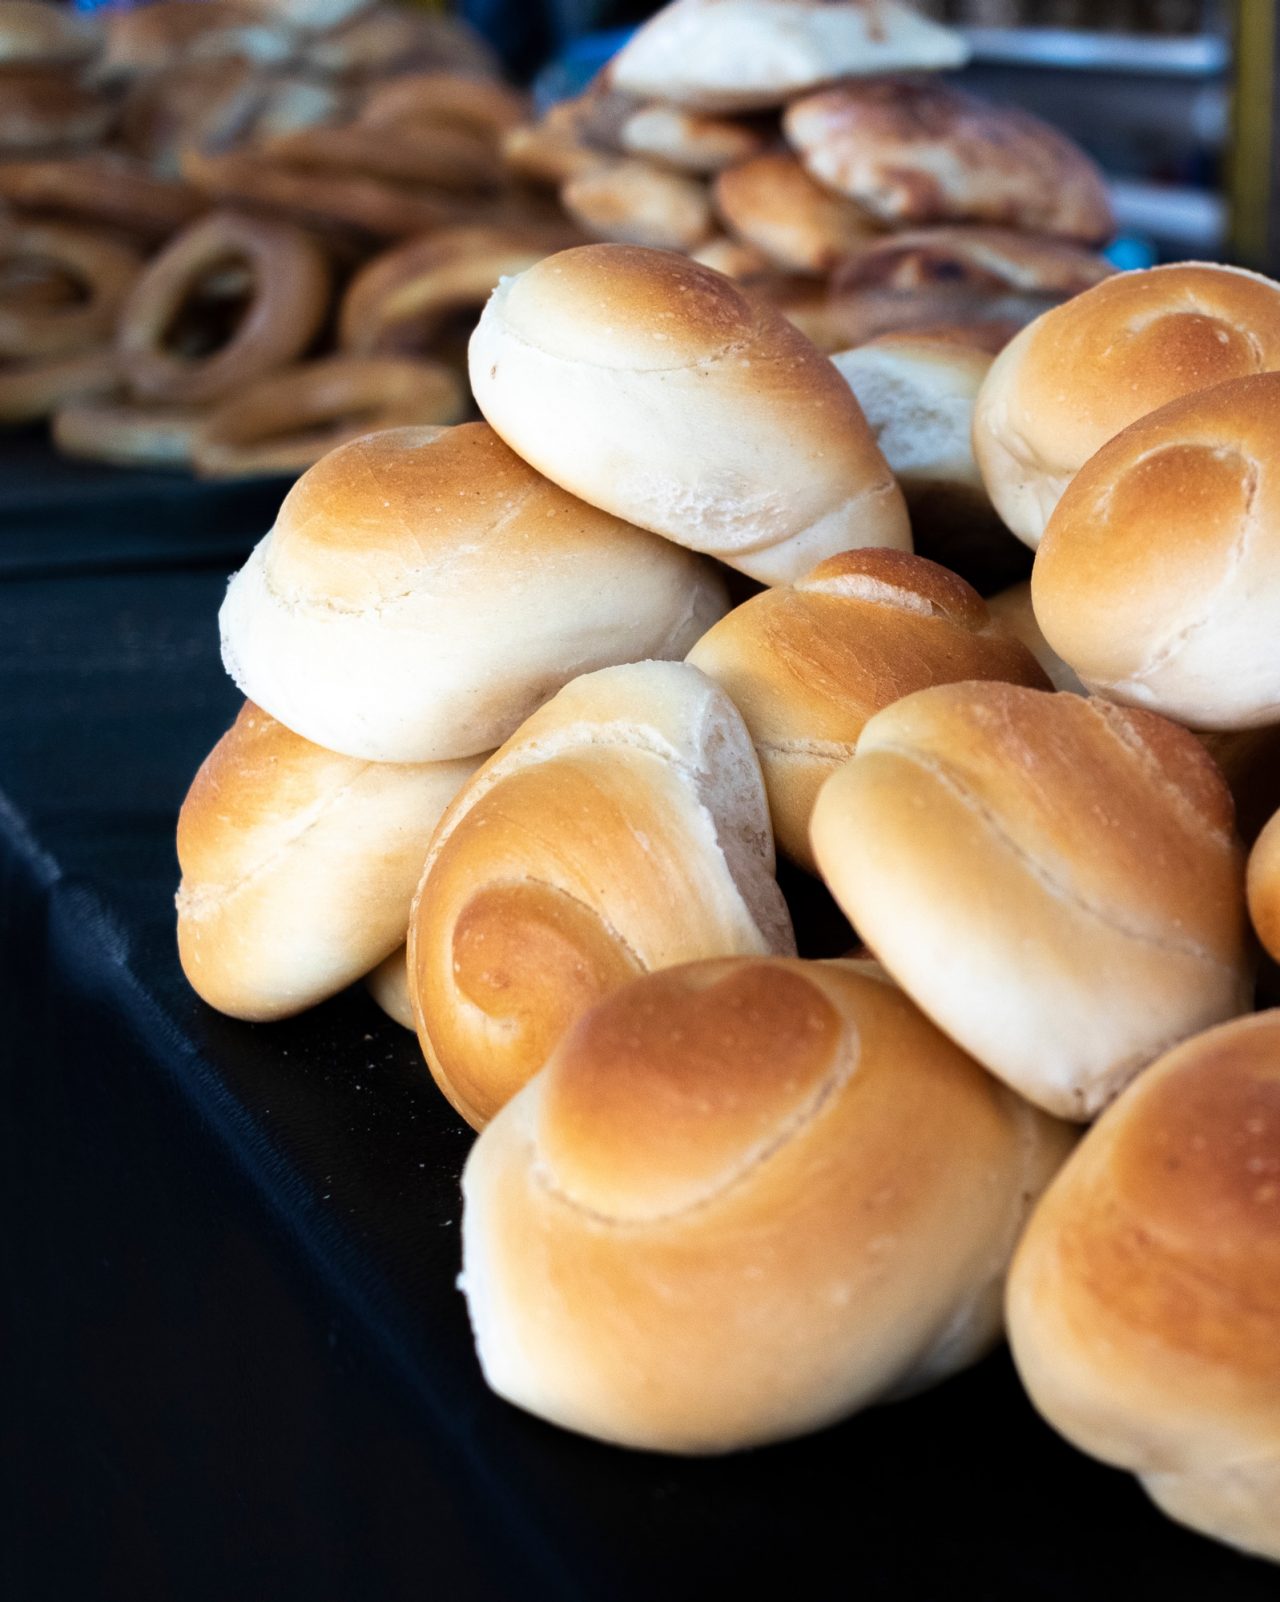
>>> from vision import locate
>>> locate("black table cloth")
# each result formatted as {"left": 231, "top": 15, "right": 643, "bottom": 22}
{"left": 2, "top": 551, "right": 1276, "bottom": 1601}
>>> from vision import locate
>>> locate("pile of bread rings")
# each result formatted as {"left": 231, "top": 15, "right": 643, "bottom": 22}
{"left": 168, "top": 0, "right": 1277, "bottom": 1570}
{"left": 0, "top": 0, "right": 590, "bottom": 473}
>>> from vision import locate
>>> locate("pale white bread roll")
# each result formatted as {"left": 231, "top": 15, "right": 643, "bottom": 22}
{"left": 831, "top": 328, "right": 1020, "bottom": 579}
{"left": 687, "top": 550, "right": 1048, "bottom": 873}
{"left": 609, "top": 0, "right": 968, "bottom": 114}
{"left": 783, "top": 79, "right": 1113, "bottom": 244}
{"left": 176, "top": 702, "right": 481, "bottom": 1022}
{"left": 559, "top": 159, "right": 713, "bottom": 252}
{"left": 810, "top": 682, "right": 1250, "bottom": 1119}
{"left": 365, "top": 944, "right": 413, "bottom": 1028}
{"left": 461, "top": 954, "right": 1074, "bottom": 1453}
{"left": 1033, "top": 373, "right": 1280, "bottom": 732}
{"left": 407, "top": 661, "right": 795, "bottom": 1130}
{"left": 712, "top": 151, "right": 881, "bottom": 275}
{"left": 219, "top": 423, "right": 729, "bottom": 763}
{"left": 469, "top": 244, "right": 910, "bottom": 584}
{"left": 1007, "top": 1011, "right": 1280, "bottom": 1562}
{"left": 985, "top": 582, "right": 1085, "bottom": 695}
{"left": 973, "top": 263, "right": 1280, "bottom": 549}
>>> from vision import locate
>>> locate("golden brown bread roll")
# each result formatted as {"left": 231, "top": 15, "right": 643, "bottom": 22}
{"left": 784, "top": 79, "right": 1113, "bottom": 244}
{"left": 610, "top": 0, "right": 967, "bottom": 113}
{"left": 973, "top": 263, "right": 1280, "bottom": 549}
{"left": 688, "top": 234, "right": 771, "bottom": 280}
{"left": 687, "top": 550, "right": 1048, "bottom": 872}
{"left": 1007, "top": 1011, "right": 1280, "bottom": 1562}
{"left": 219, "top": 423, "right": 729, "bottom": 763}
{"left": 500, "top": 109, "right": 610, "bottom": 188}
{"left": 407, "top": 661, "right": 795, "bottom": 1129}
{"left": 461, "top": 953, "right": 1073, "bottom": 1452}
{"left": 176, "top": 702, "right": 481, "bottom": 1022}
{"left": 1032, "top": 373, "right": 1280, "bottom": 732}
{"left": 811, "top": 682, "right": 1250, "bottom": 1119}
{"left": 469, "top": 244, "right": 910, "bottom": 584}
{"left": 712, "top": 151, "right": 880, "bottom": 275}
{"left": 560, "top": 158, "right": 713, "bottom": 252}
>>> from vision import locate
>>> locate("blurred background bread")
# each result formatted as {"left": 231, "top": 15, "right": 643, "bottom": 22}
{"left": 408, "top": 661, "right": 794, "bottom": 1128}
{"left": 974, "top": 264, "right": 1280, "bottom": 549}
{"left": 687, "top": 549, "right": 1048, "bottom": 872}
{"left": 1007, "top": 1011, "right": 1280, "bottom": 1562}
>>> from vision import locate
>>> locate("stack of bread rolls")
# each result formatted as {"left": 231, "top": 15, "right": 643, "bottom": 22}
{"left": 158, "top": 37, "right": 1275, "bottom": 1572}
{"left": 0, "top": 0, "right": 591, "bottom": 471}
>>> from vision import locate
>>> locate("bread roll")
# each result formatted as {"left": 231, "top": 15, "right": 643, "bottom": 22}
{"left": 469, "top": 244, "right": 910, "bottom": 584}
{"left": 985, "top": 582, "right": 1084, "bottom": 695}
{"left": 407, "top": 661, "right": 795, "bottom": 1129}
{"left": 618, "top": 103, "right": 764, "bottom": 174}
{"left": 1033, "top": 373, "right": 1280, "bottom": 731}
{"left": 712, "top": 151, "right": 881, "bottom": 275}
{"left": 973, "top": 263, "right": 1280, "bottom": 549}
{"left": 687, "top": 550, "right": 1048, "bottom": 872}
{"left": 560, "top": 159, "right": 713, "bottom": 252}
{"left": 689, "top": 235, "right": 771, "bottom": 280}
{"left": 365, "top": 944, "right": 413, "bottom": 1029}
{"left": 1007, "top": 1011, "right": 1280, "bottom": 1562}
{"left": 832, "top": 330, "right": 1023, "bottom": 582}
{"left": 461, "top": 953, "right": 1073, "bottom": 1452}
{"left": 176, "top": 702, "right": 480, "bottom": 1022}
{"left": 810, "top": 682, "right": 1249, "bottom": 1119}
{"left": 219, "top": 423, "right": 728, "bottom": 763}
{"left": 0, "top": 1, "right": 98, "bottom": 68}
{"left": 1248, "top": 810, "right": 1280, "bottom": 963}
{"left": 784, "top": 80, "right": 1113, "bottom": 244}
{"left": 610, "top": 0, "right": 967, "bottom": 114}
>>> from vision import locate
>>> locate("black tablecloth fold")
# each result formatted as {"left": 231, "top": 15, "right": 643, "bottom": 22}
{"left": 2, "top": 567, "right": 1274, "bottom": 1602}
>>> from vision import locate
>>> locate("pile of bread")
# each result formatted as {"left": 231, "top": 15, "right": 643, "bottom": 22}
{"left": 174, "top": 228, "right": 1280, "bottom": 1564}
{"left": 0, "top": 0, "right": 593, "bottom": 472}
{"left": 506, "top": 0, "right": 1117, "bottom": 358}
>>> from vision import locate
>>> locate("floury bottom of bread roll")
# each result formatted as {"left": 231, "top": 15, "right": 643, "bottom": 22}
{"left": 219, "top": 423, "right": 729, "bottom": 763}
{"left": 176, "top": 703, "right": 482, "bottom": 1022}
{"left": 810, "top": 682, "right": 1250, "bottom": 1120}
{"left": 461, "top": 955, "right": 1074, "bottom": 1454}
{"left": 469, "top": 244, "right": 910, "bottom": 585}
{"left": 1007, "top": 1012, "right": 1280, "bottom": 1562}
{"left": 407, "top": 660, "right": 795, "bottom": 1130}
{"left": 687, "top": 549, "right": 1049, "bottom": 873}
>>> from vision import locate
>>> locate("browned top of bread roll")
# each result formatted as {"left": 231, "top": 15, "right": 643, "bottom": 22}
{"left": 833, "top": 225, "right": 1114, "bottom": 296}
{"left": 784, "top": 79, "right": 1113, "bottom": 243}
{"left": 1007, "top": 1010, "right": 1280, "bottom": 1560}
